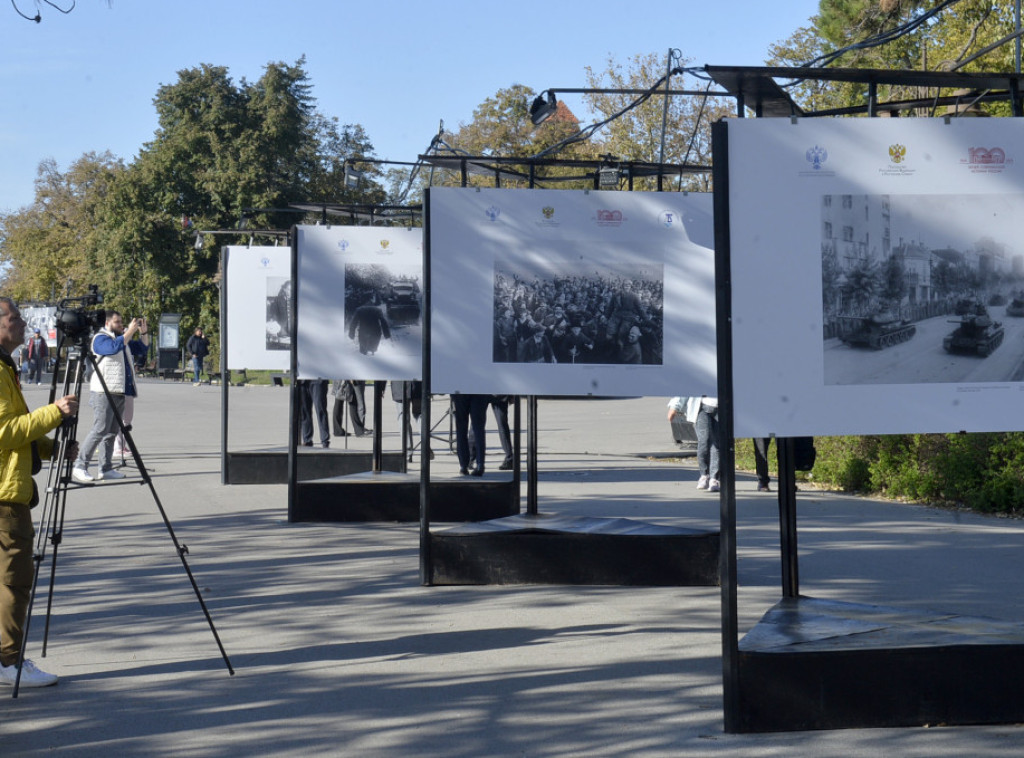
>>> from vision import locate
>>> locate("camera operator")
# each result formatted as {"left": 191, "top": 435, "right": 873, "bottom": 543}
{"left": 72, "top": 311, "right": 144, "bottom": 484}
{"left": 0, "top": 297, "right": 78, "bottom": 688}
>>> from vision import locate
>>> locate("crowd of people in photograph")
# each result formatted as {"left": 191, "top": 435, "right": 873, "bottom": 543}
{"left": 492, "top": 270, "right": 664, "bottom": 365}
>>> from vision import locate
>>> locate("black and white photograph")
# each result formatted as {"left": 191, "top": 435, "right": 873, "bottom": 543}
{"left": 493, "top": 261, "right": 664, "bottom": 366}
{"left": 429, "top": 186, "right": 716, "bottom": 398}
{"left": 345, "top": 263, "right": 422, "bottom": 356}
{"left": 225, "top": 246, "right": 291, "bottom": 371}
{"left": 265, "top": 276, "right": 292, "bottom": 351}
{"left": 295, "top": 225, "right": 423, "bottom": 381}
{"left": 823, "top": 193, "right": 1024, "bottom": 386}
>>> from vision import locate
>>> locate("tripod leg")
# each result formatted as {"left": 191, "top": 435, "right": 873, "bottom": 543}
{"left": 87, "top": 352, "right": 234, "bottom": 676}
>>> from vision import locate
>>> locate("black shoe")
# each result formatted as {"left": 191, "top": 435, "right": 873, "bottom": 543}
{"left": 335, "top": 429, "right": 348, "bottom": 437}
{"left": 322, "top": 442, "right": 330, "bottom": 449}
{"left": 498, "top": 459, "right": 513, "bottom": 471}
{"left": 470, "top": 467, "right": 484, "bottom": 477}
{"left": 459, "top": 468, "right": 470, "bottom": 476}
{"left": 355, "top": 429, "right": 372, "bottom": 437}
{"left": 302, "top": 441, "right": 313, "bottom": 447}
{"left": 757, "top": 483, "right": 770, "bottom": 492}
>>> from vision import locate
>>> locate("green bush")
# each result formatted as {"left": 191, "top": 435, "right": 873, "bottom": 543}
{"left": 778, "top": 432, "right": 1024, "bottom": 516}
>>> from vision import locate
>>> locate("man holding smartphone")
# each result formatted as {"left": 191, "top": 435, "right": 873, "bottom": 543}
{"left": 72, "top": 311, "right": 145, "bottom": 483}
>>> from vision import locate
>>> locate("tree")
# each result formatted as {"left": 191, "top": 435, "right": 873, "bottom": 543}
{"left": 880, "top": 254, "right": 909, "bottom": 313}
{"left": 583, "top": 52, "right": 731, "bottom": 191}
{"left": 0, "top": 152, "right": 124, "bottom": 303}
{"left": 99, "top": 58, "right": 385, "bottom": 334}
{"left": 441, "top": 84, "right": 592, "bottom": 189}
{"left": 841, "top": 257, "right": 881, "bottom": 316}
{"left": 804, "top": 1, "right": 1019, "bottom": 114}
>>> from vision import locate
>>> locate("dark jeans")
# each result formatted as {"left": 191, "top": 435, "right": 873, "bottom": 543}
{"left": 299, "top": 380, "right": 330, "bottom": 446}
{"left": 695, "top": 406, "right": 720, "bottom": 481}
{"left": 333, "top": 381, "right": 367, "bottom": 436}
{"left": 453, "top": 394, "right": 489, "bottom": 472}
{"left": 753, "top": 437, "right": 772, "bottom": 486}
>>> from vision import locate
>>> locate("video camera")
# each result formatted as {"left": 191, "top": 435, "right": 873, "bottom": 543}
{"left": 56, "top": 285, "right": 105, "bottom": 346}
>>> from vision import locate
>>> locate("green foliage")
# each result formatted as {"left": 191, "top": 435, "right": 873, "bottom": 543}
{"left": 583, "top": 52, "right": 732, "bottom": 192}
{"left": 1, "top": 57, "right": 387, "bottom": 341}
{"left": 802, "top": 433, "right": 1024, "bottom": 515}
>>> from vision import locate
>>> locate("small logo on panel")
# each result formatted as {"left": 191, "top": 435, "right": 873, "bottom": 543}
{"left": 534, "top": 205, "right": 559, "bottom": 228}
{"left": 806, "top": 145, "right": 828, "bottom": 170}
{"left": 485, "top": 206, "right": 500, "bottom": 222}
{"left": 962, "top": 147, "right": 1013, "bottom": 173}
{"left": 799, "top": 144, "right": 834, "bottom": 177}
{"left": 879, "top": 143, "right": 915, "bottom": 176}
{"left": 337, "top": 240, "right": 349, "bottom": 252}
{"left": 594, "top": 209, "right": 624, "bottom": 227}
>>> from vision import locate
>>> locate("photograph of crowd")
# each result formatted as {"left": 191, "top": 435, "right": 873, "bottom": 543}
{"left": 492, "top": 260, "right": 664, "bottom": 365}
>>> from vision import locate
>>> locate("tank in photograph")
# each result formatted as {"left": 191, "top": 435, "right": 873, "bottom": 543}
{"left": 837, "top": 312, "right": 916, "bottom": 349}
{"left": 943, "top": 307, "right": 1004, "bottom": 356}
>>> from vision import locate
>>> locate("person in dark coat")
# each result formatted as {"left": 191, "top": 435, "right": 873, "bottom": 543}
{"left": 347, "top": 298, "right": 391, "bottom": 355}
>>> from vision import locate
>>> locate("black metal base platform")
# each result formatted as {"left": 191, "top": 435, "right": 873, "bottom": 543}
{"left": 428, "top": 513, "right": 720, "bottom": 586}
{"left": 225, "top": 448, "right": 406, "bottom": 484}
{"left": 291, "top": 471, "right": 520, "bottom": 522}
{"left": 736, "top": 595, "right": 1024, "bottom": 732}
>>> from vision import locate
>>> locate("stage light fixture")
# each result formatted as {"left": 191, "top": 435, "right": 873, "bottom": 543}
{"left": 344, "top": 163, "right": 363, "bottom": 189}
{"left": 598, "top": 164, "right": 620, "bottom": 189}
{"left": 529, "top": 90, "right": 558, "bottom": 125}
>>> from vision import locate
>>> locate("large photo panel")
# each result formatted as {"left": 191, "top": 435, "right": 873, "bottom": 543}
{"left": 727, "top": 117, "right": 1024, "bottom": 437}
{"left": 429, "top": 187, "right": 716, "bottom": 397}
{"left": 225, "top": 246, "right": 292, "bottom": 371}
{"left": 296, "top": 225, "right": 423, "bottom": 380}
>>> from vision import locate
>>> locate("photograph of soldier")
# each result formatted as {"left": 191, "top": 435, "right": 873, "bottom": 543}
{"left": 344, "top": 263, "right": 422, "bottom": 357}
{"left": 492, "top": 260, "right": 663, "bottom": 366}
{"left": 266, "top": 277, "right": 292, "bottom": 351}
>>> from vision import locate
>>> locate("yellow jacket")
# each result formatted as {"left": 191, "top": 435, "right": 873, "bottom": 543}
{"left": 0, "top": 360, "right": 62, "bottom": 506}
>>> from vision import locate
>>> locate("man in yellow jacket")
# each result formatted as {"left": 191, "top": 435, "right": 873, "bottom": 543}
{"left": 0, "top": 297, "right": 78, "bottom": 688}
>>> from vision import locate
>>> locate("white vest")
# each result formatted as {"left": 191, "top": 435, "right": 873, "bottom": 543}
{"left": 90, "top": 328, "right": 131, "bottom": 395}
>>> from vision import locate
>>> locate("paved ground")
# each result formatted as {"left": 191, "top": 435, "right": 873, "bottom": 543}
{"left": 4, "top": 380, "right": 1024, "bottom": 756}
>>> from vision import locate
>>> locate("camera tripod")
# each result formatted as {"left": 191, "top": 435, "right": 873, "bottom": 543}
{"left": 12, "top": 336, "right": 234, "bottom": 697}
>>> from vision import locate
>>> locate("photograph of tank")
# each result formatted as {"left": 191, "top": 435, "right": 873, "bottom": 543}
{"left": 822, "top": 193, "right": 1024, "bottom": 385}
{"left": 265, "top": 277, "right": 292, "bottom": 351}
{"left": 492, "top": 260, "right": 664, "bottom": 366}
{"left": 344, "top": 263, "right": 422, "bottom": 357}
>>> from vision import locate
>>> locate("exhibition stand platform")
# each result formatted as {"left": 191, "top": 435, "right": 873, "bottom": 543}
{"left": 428, "top": 513, "right": 720, "bottom": 586}
{"left": 291, "top": 471, "right": 520, "bottom": 523}
{"left": 224, "top": 447, "right": 406, "bottom": 484}
{"left": 734, "top": 595, "right": 1024, "bottom": 732}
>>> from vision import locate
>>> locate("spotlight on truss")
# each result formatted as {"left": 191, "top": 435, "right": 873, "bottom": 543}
{"left": 529, "top": 90, "right": 558, "bottom": 125}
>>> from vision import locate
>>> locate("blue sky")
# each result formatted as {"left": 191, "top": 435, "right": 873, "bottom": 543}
{"left": 0, "top": 0, "right": 821, "bottom": 212}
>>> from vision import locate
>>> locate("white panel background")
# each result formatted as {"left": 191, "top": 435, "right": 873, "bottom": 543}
{"left": 225, "top": 246, "right": 291, "bottom": 371}
{"left": 296, "top": 225, "right": 423, "bottom": 381}
{"left": 727, "top": 117, "right": 1024, "bottom": 437}
{"left": 429, "top": 187, "right": 717, "bottom": 397}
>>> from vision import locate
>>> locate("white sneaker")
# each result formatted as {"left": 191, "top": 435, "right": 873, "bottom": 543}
{"left": 72, "top": 467, "right": 94, "bottom": 484}
{"left": 708, "top": 478, "right": 721, "bottom": 492}
{"left": 0, "top": 658, "right": 58, "bottom": 688}
{"left": 696, "top": 475, "right": 709, "bottom": 490}
{"left": 98, "top": 468, "right": 126, "bottom": 481}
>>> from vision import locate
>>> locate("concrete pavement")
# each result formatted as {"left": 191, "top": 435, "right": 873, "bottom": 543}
{"left": 4, "top": 380, "right": 1024, "bottom": 756}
